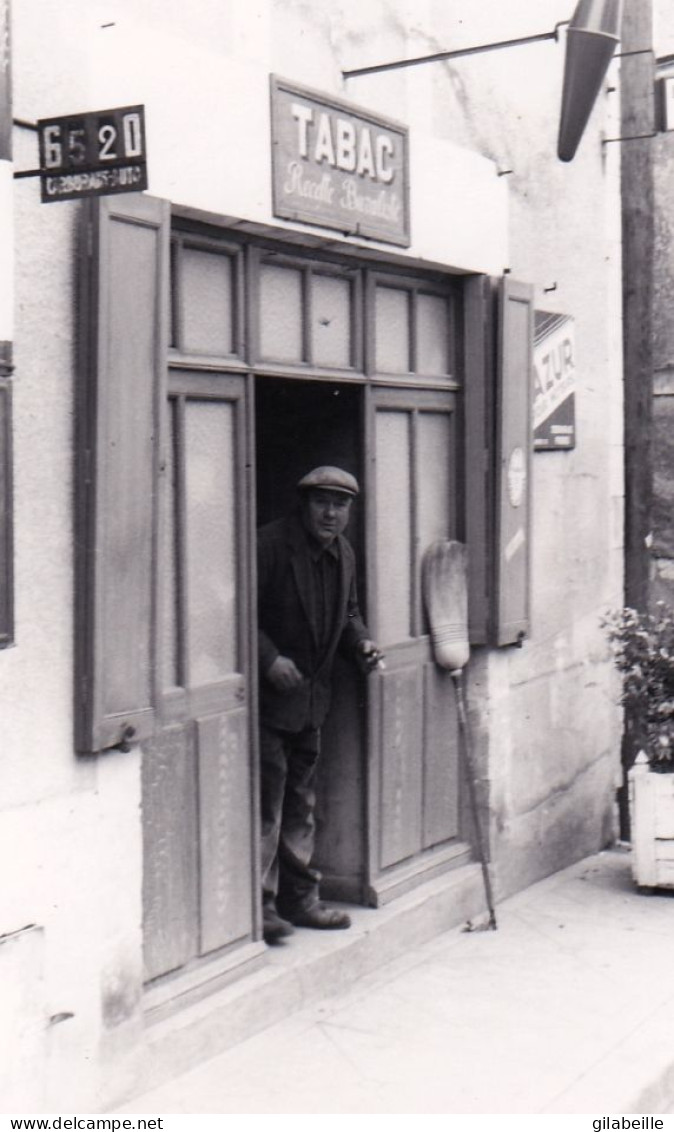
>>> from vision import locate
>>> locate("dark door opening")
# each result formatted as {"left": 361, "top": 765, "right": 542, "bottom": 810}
{"left": 254, "top": 376, "right": 368, "bottom": 903}
{"left": 256, "top": 379, "right": 360, "bottom": 524}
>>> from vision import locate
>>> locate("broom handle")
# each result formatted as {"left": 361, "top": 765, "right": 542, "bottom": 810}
{"left": 451, "top": 670, "right": 498, "bottom": 930}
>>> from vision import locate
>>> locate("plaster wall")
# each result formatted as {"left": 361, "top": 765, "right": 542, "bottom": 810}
{"left": 3, "top": 0, "right": 624, "bottom": 1107}
{"left": 386, "top": 0, "right": 624, "bottom": 894}
{"left": 13, "top": 0, "right": 509, "bottom": 276}
{"left": 655, "top": 1, "right": 674, "bottom": 56}
{"left": 487, "top": 68, "right": 624, "bottom": 894}
{"left": 4, "top": 28, "right": 144, "bottom": 1111}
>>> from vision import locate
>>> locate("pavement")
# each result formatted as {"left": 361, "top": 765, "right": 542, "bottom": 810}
{"left": 116, "top": 847, "right": 674, "bottom": 1115}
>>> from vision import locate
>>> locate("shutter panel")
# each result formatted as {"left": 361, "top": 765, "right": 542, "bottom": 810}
{"left": 0, "top": 351, "right": 13, "bottom": 648}
{"left": 494, "top": 276, "right": 534, "bottom": 646}
{"left": 463, "top": 275, "right": 492, "bottom": 644}
{"left": 75, "top": 193, "right": 170, "bottom": 753}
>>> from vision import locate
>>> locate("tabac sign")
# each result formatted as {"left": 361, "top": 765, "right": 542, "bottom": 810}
{"left": 533, "top": 311, "right": 576, "bottom": 450}
{"left": 270, "top": 76, "right": 410, "bottom": 247}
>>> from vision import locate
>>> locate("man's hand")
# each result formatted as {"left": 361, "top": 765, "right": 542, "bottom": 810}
{"left": 356, "top": 639, "right": 385, "bottom": 672}
{"left": 267, "top": 655, "right": 305, "bottom": 691}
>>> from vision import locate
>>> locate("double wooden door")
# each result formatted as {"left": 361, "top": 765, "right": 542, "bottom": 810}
{"left": 142, "top": 377, "right": 465, "bottom": 965}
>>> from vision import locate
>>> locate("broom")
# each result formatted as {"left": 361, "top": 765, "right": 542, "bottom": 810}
{"left": 422, "top": 540, "right": 497, "bottom": 930}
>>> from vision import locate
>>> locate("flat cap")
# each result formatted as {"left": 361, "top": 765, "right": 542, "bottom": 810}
{"left": 297, "top": 466, "right": 360, "bottom": 497}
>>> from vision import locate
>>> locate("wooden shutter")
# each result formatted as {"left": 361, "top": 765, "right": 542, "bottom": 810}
{"left": 1, "top": 7, "right": 13, "bottom": 647}
{"left": 0, "top": 345, "right": 13, "bottom": 648}
{"left": 75, "top": 193, "right": 170, "bottom": 753}
{"left": 463, "top": 275, "right": 492, "bottom": 644}
{"left": 494, "top": 276, "right": 534, "bottom": 646}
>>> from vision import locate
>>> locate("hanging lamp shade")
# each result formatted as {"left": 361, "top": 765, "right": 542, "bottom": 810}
{"left": 557, "top": 0, "right": 623, "bottom": 161}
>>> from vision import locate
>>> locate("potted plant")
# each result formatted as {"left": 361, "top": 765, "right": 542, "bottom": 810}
{"left": 604, "top": 604, "right": 674, "bottom": 889}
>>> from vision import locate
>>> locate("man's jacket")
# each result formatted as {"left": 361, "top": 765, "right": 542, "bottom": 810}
{"left": 257, "top": 513, "right": 368, "bottom": 732}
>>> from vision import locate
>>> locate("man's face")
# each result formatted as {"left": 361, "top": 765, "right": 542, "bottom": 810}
{"left": 302, "top": 489, "right": 352, "bottom": 546}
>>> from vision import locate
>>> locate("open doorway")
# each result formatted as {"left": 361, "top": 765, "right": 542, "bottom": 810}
{"left": 254, "top": 376, "right": 368, "bottom": 903}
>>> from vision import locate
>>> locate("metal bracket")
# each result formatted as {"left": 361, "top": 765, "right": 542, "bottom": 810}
{"left": 602, "top": 132, "right": 657, "bottom": 146}
{"left": 342, "top": 23, "right": 568, "bottom": 80}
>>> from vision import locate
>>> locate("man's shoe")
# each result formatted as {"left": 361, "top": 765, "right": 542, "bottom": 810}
{"left": 263, "top": 909, "right": 295, "bottom": 944}
{"left": 287, "top": 903, "right": 351, "bottom": 930}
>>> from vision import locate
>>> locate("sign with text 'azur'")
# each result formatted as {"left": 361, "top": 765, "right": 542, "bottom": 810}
{"left": 533, "top": 311, "right": 576, "bottom": 450}
{"left": 37, "top": 105, "right": 147, "bottom": 203}
{"left": 271, "top": 76, "right": 410, "bottom": 247}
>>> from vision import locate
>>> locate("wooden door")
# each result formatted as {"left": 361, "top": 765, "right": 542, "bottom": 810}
{"left": 365, "top": 387, "right": 468, "bottom": 903}
{"left": 142, "top": 370, "right": 258, "bottom": 983}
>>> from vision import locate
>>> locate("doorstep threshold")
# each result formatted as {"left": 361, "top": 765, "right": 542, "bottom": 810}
{"left": 109, "top": 859, "right": 485, "bottom": 1112}
{"left": 143, "top": 939, "right": 268, "bottom": 1024}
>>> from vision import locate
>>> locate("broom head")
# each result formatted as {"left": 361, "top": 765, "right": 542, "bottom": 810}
{"left": 422, "top": 540, "right": 470, "bottom": 673}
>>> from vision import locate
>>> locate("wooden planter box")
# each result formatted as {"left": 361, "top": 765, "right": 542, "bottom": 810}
{"left": 629, "top": 753, "right": 674, "bottom": 889}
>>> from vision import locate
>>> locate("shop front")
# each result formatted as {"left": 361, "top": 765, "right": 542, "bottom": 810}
{"left": 74, "top": 176, "right": 531, "bottom": 1009}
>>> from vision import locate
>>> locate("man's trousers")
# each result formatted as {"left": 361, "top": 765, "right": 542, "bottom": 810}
{"left": 259, "top": 724, "right": 322, "bottom": 917}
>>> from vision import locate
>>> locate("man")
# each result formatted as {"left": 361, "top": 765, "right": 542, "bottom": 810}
{"left": 257, "top": 466, "right": 381, "bottom": 944}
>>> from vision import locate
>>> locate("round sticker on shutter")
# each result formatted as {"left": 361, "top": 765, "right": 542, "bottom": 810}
{"left": 507, "top": 446, "right": 526, "bottom": 508}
